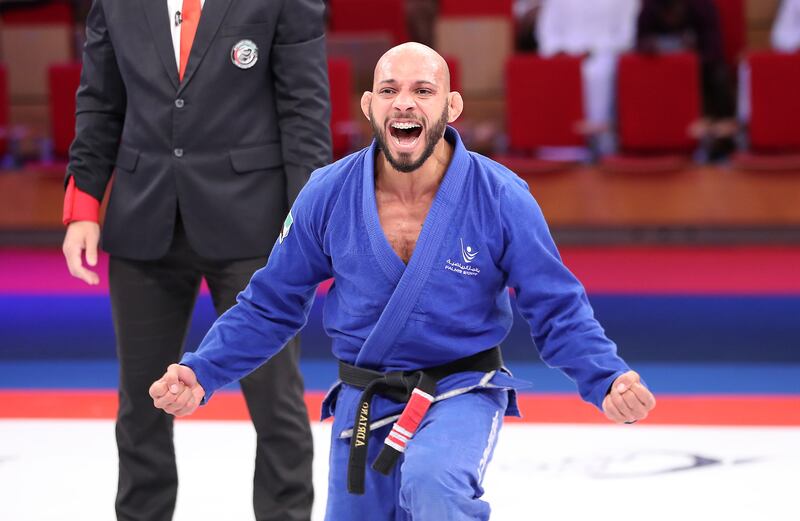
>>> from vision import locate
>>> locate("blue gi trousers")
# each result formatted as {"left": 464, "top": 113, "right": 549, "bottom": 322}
{"left": 325, "top": 388, "right": 508, "bottom": 520}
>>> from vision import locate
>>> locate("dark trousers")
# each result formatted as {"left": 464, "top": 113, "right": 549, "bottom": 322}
{"left": 109, "top": 220, "right": 313, "bottom": 521}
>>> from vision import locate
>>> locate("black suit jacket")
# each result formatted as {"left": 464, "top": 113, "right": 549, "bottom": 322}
{"left": 68, "top": 0, "right": 332, "bottom": 260}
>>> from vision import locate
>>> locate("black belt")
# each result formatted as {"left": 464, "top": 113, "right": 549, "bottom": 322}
{"left": 339, "top": 347, "right": 503, "bottom": 494}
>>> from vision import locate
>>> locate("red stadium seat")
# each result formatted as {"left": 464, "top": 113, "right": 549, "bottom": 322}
{"left": 493, "top": 55, "right": 584, "bottom": 174}
{"left": 617, "top": 53, "right": 700, "bottom": 153}
{"left": 439, "top": 0, "right": 513, "bottom": 17}
{"left": 442, "top": 55, "right": 462, "bottom": 95}
{"left": 711, "top": 0, "right": 745, "bottom": 70}
{"left": 603, "top": 52, "right": 700, "bottom": 173}
{"left": 48, "top": 63, "right": 82, "bottom": 159}
{"left": 0, "top": 2, "right": 72, "bottom": 24}
{"left": 0, "top": 65, "right": 8, "bottom": 158}
{"left": 328, "top": 57, "right": 354, "bottom": 159}
{"left": 505, "top": 55, "right": 584, "bottom": 150}
{"left": 328, "top": 0, "right": 407, "bottom": 44}
{"left": 733, "top": 51, "right": 800, "bottom": 171}
{"left": 745, "top": 51, "right": 800, "bottom": 153}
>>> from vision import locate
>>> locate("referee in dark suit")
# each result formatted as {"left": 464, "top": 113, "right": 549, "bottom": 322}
{"left": 61, "top": 1, "right": 331, "bottom": 520}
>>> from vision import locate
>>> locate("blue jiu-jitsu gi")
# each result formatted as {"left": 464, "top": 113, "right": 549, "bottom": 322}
{"left": 181, "top": 127, "right": 631, "bottom": 520}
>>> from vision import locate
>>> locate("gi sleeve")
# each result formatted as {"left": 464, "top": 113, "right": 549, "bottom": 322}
{"left": 497, "top": 182, "right": 630, "bottom": 410}
{"left": 270, "top": 0, "right": 332, "bottom": 206}
{"left": 181, "top": 181, "right": 333, "bottom": 401}
{"left": 66, "top": 0, "right": 126, "bottom": 201}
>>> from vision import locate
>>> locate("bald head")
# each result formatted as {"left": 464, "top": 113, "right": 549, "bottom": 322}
{"left": 360, "top": 42, "right": 464, "bottom": 174}
{"left": 373, "top": 42, "right": 451, "bottom": 93}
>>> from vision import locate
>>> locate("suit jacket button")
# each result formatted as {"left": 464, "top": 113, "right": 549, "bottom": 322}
{"left": 174, "top": 148, "right": 184, "bottom": 158}
{"left": 175, "top": 98, "right": 185, "bottom": 108}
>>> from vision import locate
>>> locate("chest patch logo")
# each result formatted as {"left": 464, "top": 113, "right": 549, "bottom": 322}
{"left": 445, "top": 238, "right": 481, "bottom": 277}
{"left": 279, "top": 211, "right": 293, "bottom": 244}
{"left": 460, "top": 238, "right": 479, "bottom": 263}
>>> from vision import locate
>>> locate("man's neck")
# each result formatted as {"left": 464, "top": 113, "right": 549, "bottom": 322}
{"left": 375, "top": 139, "right": 454, "bottom": 204}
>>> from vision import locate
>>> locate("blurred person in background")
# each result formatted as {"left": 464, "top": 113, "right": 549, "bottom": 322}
{"left": 772, "top": 0, "right": 800, "bottom": 52}
{"left": 406, "top": 0, "right": 438, "bottom": 47}
{"left": 537, "top": 0, "right": 641, "bottom": 157}
{"left": 514, "top": 0, "right": 543, "bottom": 52}
{"left": 637, "top": 0, "right": 737, "bottom": 160}
{"left": 60, "top": 0, "right": 331, "bottom": 520}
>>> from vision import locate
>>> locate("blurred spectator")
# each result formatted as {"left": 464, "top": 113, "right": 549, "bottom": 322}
{"left": 514, "top": 0, "right": 542, "bottom": 52}
{"left": 637, "top": 0, "right": 737, "bottom": 159}
{"left": 537, "top": 0, "right": 641, "bottom": 156}
{"left": 407, "top": 0, "right": 438, "bottom": 46}
{"left": 772, "top": 0, "right": 800, "bottom": 52}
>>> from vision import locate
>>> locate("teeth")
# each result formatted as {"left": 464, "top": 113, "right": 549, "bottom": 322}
{"left": 391, "top": 122, "right": 421, "bottom": 130}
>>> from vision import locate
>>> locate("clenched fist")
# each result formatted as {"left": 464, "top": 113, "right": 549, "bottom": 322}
{"left": 602, "top": 370, "right": 656, "bottom": 424}
{"left": 149, "top": 363, "right": 205, "bottom": 417}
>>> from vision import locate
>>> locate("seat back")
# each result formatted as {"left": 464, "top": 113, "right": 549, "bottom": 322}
{"left": 328, "top": 0, "right": 407, "bottom": 44}
{"left": 617, "top": 52, "right": 701, "bottom": 154}
{"left": 0, "top": 2, "right": 74, "bottom": 101}
{"left": 442, "top": 55, "right": 462, "bottom": 95}
{"left": 436, "top": 0, "right": 513, "bottom": 96}
{"left": 0, "top": 65, "right": 8, "bottom": 157}
{"left": 747, "top": 51, "right": 800, "bottom": 153}
{"left": 505, "top": 55, "right": 584, "bottom": 150}
{"left": 328, "top": 57, "right": 353, "bottom": 158}
{"left": 48, "top": 62, "right": 82, "bottom": 159}
{"left": 439, "top": 0, "right": 513, "bottom": 16}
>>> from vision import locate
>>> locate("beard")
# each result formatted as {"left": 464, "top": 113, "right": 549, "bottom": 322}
{"left": 370, "top": 105, "right": 449, "bottom": 173}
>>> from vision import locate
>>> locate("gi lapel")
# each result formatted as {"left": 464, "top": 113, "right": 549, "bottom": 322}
{"left": 141, "top": 0, "right": 179, "bottom": 90}
{"left": 355, "top": 127, "right": 471, "bottom": 369}
{"left": 177, "top": 0, "right": 234, "bottom": 94}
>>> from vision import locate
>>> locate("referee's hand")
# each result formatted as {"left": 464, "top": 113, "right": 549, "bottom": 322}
{"left": 150, "top": 363, "right": 205, "bottom": 417}
{"left": 602, "top": 371, "right": 656, "bottom": 424}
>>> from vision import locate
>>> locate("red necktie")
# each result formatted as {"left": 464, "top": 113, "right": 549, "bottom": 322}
{"left": 178, "top": 0, "right": 201, "bottom": 81}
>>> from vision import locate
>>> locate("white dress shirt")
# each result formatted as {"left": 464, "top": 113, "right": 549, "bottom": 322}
{"left": 167, "top": 0, "right": 206, "bottom": 69}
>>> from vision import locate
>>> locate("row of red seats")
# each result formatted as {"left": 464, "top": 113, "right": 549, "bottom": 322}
{"left": 499, "top": 51, "right": 800, "bottom": 174}
{"left": 5, "top": 50, "right": 799, "bottom": 172}
{"left": 327, "top": 0, "right": 745, "bottom": 70}
{"left": 36, "top": 54, "right": 459, "bottom": 163}
{"left": 6, "top": 58, "right": 357, "bottom": 162}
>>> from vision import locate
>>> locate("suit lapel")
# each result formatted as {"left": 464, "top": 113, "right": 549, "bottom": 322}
{"left": 141, "top": 0, "right": 179, "bottom": 90}
{"left": 178, "top": 0, "right": 234, "bottom": 95}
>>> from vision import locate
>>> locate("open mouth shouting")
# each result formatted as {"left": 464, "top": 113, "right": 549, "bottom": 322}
{"left": 388, "top": 120, "right": 424, "bottom": 150}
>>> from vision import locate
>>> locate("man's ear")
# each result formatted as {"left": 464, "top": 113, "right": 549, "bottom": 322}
{"left": 447, "top": 92, "right": 464, "bottom": 123}
{"left": 360, "top": 92, "right": 373, "bottom": 121}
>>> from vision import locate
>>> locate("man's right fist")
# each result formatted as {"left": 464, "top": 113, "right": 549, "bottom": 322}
{"left": 149, "top": 363, "right": 205, "bottom": 417}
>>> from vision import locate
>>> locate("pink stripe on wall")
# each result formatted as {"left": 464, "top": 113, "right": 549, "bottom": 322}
{"left": 561, "top": 246, "right": 800, "bottom": 295}
{"left": 0, "top": 249, "right": 208, "bottom": 295}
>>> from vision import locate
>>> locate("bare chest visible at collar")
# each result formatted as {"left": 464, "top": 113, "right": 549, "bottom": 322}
{"left": 376, "top": 192, "right": 435, "bottom": 264}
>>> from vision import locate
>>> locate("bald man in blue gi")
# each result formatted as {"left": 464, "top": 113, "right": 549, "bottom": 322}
{"left": 150, "top": 43, "right": 656, "bottom": 520}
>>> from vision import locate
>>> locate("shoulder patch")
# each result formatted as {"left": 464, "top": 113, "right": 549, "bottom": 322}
{"left": 279, "top": 211, "right": 293, "bottom": 243}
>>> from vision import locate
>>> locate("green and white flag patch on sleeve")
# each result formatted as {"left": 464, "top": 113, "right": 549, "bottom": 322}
{"left": 279, "top": 211, "right": 294, "bottom": 243}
